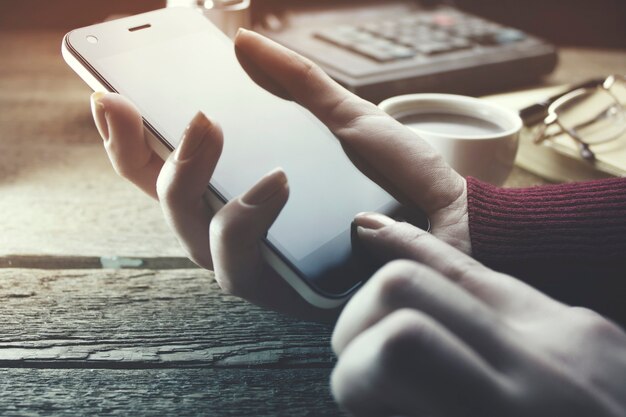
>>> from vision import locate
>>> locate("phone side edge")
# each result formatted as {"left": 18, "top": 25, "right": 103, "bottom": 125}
{"left": 62, "top": 33, "right": 108, "bottom": 93}
{"left": 62, "top": 33, "right": 172, "bottom": 161}
{"left": 260, "top": 245, "right": 349, "bottom": 309}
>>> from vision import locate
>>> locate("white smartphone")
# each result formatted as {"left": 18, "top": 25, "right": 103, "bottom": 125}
{"left": 62, "top": 7, "right": 428, "bottom": 308}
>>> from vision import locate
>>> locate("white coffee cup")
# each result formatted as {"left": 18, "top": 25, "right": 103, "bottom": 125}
{"left": 379, "top": 93, "right": 523, "bottom": 185}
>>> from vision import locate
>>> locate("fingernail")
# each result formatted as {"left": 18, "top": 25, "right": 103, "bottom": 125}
{"left": 90, "top": 91, "right": 109, "bottom": 141}
{"left": 175, "top": 112, "right": 212, "bottom": 161}
{"left": 235, "top": 28, "right": 247, "bottom": 38}
{"left": 241, "top": 168, "right": 288, "bottom": 206}
{"left": 354, "top": 212, "right": 395, "bottom": 230}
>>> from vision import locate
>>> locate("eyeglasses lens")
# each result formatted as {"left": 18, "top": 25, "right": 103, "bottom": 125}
{"left": 554, "top": 87, "right": 626, "bottom": 145}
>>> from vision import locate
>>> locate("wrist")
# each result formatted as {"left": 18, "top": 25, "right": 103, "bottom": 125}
{"left": 429, "top": 177, "right": 471, "bottom": 255}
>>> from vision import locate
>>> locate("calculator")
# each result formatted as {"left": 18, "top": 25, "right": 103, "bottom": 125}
{"left": 256, "top": 1, "right": 558, "bottom": 102}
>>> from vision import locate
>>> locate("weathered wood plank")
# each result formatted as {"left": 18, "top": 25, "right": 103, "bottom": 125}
{"left": 0, "top": 255, "right": 196, "bottom": 270}
{"left": 0, "top": 269, "right": 335, "bottom": 368}
{"left": 0, "top": 142, "right": 187, "bottom": 258}
{"left": 0, "top": 368, "right": 344, "bottom": 416}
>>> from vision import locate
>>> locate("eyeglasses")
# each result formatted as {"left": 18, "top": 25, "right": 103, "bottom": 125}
{"left": 520, "top": 74, "right": 626, "bottom": 161}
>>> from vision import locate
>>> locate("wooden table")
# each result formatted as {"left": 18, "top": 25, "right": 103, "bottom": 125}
{"left": 1, "top": 30, "right": 624, "bottom": 415}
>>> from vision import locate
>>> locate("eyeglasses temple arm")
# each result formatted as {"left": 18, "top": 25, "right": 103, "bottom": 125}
{"left": 532, "top": 113, "right": 558, "bottom": 144}
{"left": 519, "top": 78, "right": 605, "bottom": 126}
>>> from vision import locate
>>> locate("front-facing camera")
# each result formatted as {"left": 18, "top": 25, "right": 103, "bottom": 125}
{"left": 86, "top": 35, "right": 98, "bottom": 44}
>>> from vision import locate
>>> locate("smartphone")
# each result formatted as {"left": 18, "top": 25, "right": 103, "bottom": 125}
{"left": 62, "top": 7, "right": 428, "bottom": 308}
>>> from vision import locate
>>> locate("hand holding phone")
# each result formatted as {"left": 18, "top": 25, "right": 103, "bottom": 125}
{"left": 92, "top": 92, "right": 334, "bottom": 318}
{"left": 69, "top": 11, "right": 468, "bottom": 314}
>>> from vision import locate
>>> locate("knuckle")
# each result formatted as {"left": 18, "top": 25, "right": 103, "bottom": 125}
{"left": 330, "top": 100, "right": 382, "bottom": 140}
{"left": 185, "top": 246, "right": 213, "bottom": 271}
{"left": 208, "top": 207, "right": 245, "bottom": 250}
{"left": 570, "top": 307, "right": 623, "bottom": 339}
{"left": 378, "top": 259, "right": 421, "bottom": 278}
{"left": 331, "top": 310, "right": 432, "bottom": 415}
{"left": 105, "top": 142, "right": 151, "bottom": 181}
{"left": 441, "top": 255, "right": 485, "bottom": 287}
{"left": 330, "top": 363, "right": 361, "bottom": 414}
{"left": 377, "top": 309, "right": 433, "bottom": 367}
{"left": 212, "top": 270, "right": 241, "bottom": 297}
{"left": 111, "top": 161, "right": 134, "bottom": 180}
{"left": 385, "top": 221, "right": 430, "bottom": 249}
{"left": 108, "top": 153, "right": 141, "bottom": 181}
{"left": 155, "top": 176, "right": 169, "bottom": 204}
{"left": 372, "top": 260, "right": 421, "bottom": 302}
{"left": 155, "top": 163, "right": 178, "bottom": 205}
{"left": 331, "top": 328, "right": 402, "bottom": 414}
{"left": 208, "top": 213, "right": 229, "bottom": 248}
{"left": 209, "top": 256, "right": 251, "bottom": 300}
{"left": 156, "top": 177, "right": 174, "bottom": 205}
{"left": 398, "top": 221, "right": 429, "bottom": 240}
{"left": 371, "top": 260, "right": 433, "bottom": 307}
{"left": 290, "top": 54, "right": 321, "bottom": 88}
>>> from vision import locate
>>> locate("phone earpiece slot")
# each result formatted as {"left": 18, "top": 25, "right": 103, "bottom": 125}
{"left": 129, "top": 24, "right": 151, "bottom": 32}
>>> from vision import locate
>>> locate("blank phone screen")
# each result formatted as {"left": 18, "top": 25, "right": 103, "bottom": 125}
{"left": 92, "top": 22, "right": 399, "bottom": 295}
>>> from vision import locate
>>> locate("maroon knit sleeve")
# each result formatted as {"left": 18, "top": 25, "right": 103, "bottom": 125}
{"left": 466, "top": 176, "right": 626, "bottom": 324}
{"left": 467, "top": 176, "right": 626, "bottom": 264}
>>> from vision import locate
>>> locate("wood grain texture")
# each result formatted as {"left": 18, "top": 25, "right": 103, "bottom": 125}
{"left": 0, "top": 255, "right": 196, "bottom": 270}
{"left": 0, "top": 269, "right": 335, "bottom": 368}
{"left": 0, "top": 368, "right": 344, "bottom": 416}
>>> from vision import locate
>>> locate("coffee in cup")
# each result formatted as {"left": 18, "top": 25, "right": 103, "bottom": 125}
{"left": 379, "top": 93, "right": 522, "bottom": 185}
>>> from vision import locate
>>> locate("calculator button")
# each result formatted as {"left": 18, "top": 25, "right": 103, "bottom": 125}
{"left": 360, "top": 22, "right": 382, "bottom": 33}
{"left": 448, "top": 38, "right": 473, "bottom": 50}
{"left": 495, "top": 29, "right": 527, "bottom": 44}
{"left": 350, "top": 31, "right": 378, "bottom": 43}
{"left": 395, "top": 35, "right": 418, "bottom": 46}
{"left": 363, "top": 38, "right": 389, "bottom": 47}
{"left": 351, "top": 44, "right": 396, "bottom": 62}
{"left": 388, "top": 46, "right": 417, "bottom": 59}
{"left": 429, "top": 30, "right": 452, "bottom": 42}
{"left": 414, "top": 42, "right": 454, "bottom": 55}
{"left": 376, "top": 28, "right": 399, "bottom": 40}
{"left": 433, "top": 13, "right": 457, "bottom": 27}
{"left": 314, "top": 29, "right": 358, "bottom": 48}
{"left": 471, "top": 29, "right": 526, "bottom": 46}
{"left": 313, "top": 9, "right": 531, "bottom": 64}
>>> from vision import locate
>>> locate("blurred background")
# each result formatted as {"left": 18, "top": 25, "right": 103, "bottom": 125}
{"left": 1, "top": 0, "right": 624, "bottom": 48}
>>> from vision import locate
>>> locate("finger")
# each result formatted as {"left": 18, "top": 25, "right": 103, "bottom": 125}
{"left": 234, "top": 30, "right": 464, "bottom": 216}
{"left": 209, "top": 169, "right": 334, "bottom": 319}
{"left": 91, "top": 92, "right": 163, "bottom": 199}
{"left": 234, "top": 29, "right": 367, "bottom": 131}
{"left": 332, "top": 259, "right": 517, "bottom": 368}
{"left": 234, "top": 46, "right": 291, "bottom": 102}
{"left": 331, "top": 309, "right": 508, "bottom": 417}
{"left": 353, "top": 212, "right": 561, "bottom": 317}
{"left": 157, "top": 112, "right": 222, "bottom": 269}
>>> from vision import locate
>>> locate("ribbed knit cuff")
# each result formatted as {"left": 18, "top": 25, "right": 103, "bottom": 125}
{"left": 467, "top": 176, "right": 626, "bottom": 264}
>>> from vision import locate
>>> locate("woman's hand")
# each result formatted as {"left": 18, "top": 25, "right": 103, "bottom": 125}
{"left": 89, "top": 29, "right": 471, "bottom": 317}
{"left": 330, "top": 212, "right": 626, "bottom": 417}
{"left": 90, "top": 93, "right": 330, "bottom": 320}
{"left": 233, "top": 29, "right": 470, "bottom": 253}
